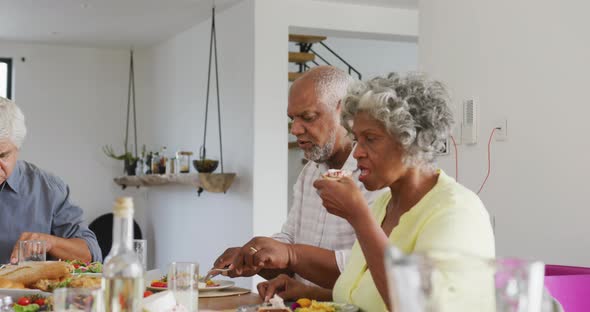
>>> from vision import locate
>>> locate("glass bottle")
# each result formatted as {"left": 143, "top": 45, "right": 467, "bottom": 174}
{"left": 159, "top": 146, "right": 168, "bottom": 174}
{"left": 151, "top": 152, "right": 160, "bottom": 175}
{"left": 103, "top": 197, "right": 144, "bottom": 312}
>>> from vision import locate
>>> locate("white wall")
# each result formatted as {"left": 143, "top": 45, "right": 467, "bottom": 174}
{"left": 253, "top": 0, "right": 418, "bottom": 243}
{"left": 287, "top": 36, "right": 419, "bottom": 209}
{"left": 420, "top": 0, "right": 590, "bottom": 265}
{"left": 134, "top": 0, "right": 254, "bottom": 288}
{"left": 0, "top": 41, "right": 133, "bottom": 229}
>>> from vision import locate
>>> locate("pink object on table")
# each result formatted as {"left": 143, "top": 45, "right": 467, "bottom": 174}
{"left": 545, "top": 264, "right": 590, "bottom": 312}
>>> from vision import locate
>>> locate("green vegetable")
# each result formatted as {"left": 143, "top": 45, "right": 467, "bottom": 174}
{"left": 14, "top": 303, "right": 40, "bottom": 312}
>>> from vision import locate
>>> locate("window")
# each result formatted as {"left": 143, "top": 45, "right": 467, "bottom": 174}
{"left": 0, "top": 58, "right": 12, "bottom": 99}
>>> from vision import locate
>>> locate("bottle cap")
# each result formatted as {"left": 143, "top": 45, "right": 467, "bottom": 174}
{"left": 113, "top": 197, "right": 134, "bottom": 217}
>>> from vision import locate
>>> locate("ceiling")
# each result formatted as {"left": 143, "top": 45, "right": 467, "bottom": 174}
{"left": 0, "top": 0, "right": 242, "bottom": 48}
{"left": 0, "top": 0, "right": 417, "bottom": 48}
{"left": 314, "top": 0, "right": 418, "bottom": 9}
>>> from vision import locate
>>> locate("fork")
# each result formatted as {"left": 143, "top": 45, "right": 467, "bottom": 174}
{"left": 201, "top": 267, "right": 231, "bottom": 282}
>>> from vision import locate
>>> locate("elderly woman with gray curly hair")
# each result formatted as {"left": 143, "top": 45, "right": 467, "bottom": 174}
{"left": 256, "top": 73, "right": 495, "bottom": 311}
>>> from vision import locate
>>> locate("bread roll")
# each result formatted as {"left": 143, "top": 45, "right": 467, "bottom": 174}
{"left": 0, "top": 277, "right": 25, "bottom": 289}
{"left": 0, "top": 261, "right": 71, "bottom": 287}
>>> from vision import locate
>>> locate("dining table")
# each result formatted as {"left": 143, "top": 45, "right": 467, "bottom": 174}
{"left": 199, "top": 292, "right": 263, "bottom": 311}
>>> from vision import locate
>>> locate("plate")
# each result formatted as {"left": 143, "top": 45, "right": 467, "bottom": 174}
{"left": 199, "top": 279, "right": 235, "bottom": 291}
{"left": 147, "top": 279, "right": 235, "bottom": 292}
{"left": 0, "top": 288, "right": 51, "bottom": 299}
{"left": 237, "top": 302, "right": 359, "bottom": 312}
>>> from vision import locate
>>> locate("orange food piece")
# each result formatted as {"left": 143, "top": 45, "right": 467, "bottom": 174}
{"left": 296, "top": 298, "right": 312, "bottom": 308}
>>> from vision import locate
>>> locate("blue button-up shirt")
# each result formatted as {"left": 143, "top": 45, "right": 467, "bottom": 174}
{"left": 0, "top": 160, "right": 102, "bottom": 263}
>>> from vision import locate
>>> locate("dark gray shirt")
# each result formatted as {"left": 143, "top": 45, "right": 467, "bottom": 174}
{"left": 0, "top": 160, "right": 102, "bottom": 263}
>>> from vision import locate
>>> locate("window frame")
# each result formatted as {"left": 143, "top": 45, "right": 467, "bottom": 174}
{"left": 0, "top": 58, "right": 13, "bottom": 99}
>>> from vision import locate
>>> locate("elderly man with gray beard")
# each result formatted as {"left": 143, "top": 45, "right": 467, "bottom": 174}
{"left": 210, "top": 66, "right": 386, "bottom": 288}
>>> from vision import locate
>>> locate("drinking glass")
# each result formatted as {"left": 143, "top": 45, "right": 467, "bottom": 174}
{"left": 385, "top": 247, "right": 550, "bottom": 312}
{"left": 53, "top": 288, "right": 104, "bottom": 312}
{"left": 133, "top": 239, "right": 147, "bottom": 270}
{"left": 18, "top": 240, "right": 46, "bottom": 263}
{"left": 168, "top": 262, "right": 199, "bottom": 312}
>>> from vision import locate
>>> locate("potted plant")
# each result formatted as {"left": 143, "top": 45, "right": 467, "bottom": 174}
{"left": 103, "top": 145, "right": 139, "bottom": 176}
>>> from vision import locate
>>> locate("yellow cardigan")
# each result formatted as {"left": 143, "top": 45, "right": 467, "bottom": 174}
{"left": 332, "top": 170, "right": 495, "bottom": 311}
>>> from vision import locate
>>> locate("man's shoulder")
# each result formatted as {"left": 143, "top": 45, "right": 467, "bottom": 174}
{"left": 18, "top": 160, "right": 68, "bottom": 194}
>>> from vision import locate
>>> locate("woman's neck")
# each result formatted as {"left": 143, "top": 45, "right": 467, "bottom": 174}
{"left": 388, "top": 167, "right": 439, "bottom": 216}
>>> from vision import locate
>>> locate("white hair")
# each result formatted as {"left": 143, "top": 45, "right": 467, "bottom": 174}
{"left": 0, "top": 97, "right": 27, "bottom": 148}
{"left": 291, "top": 65, "right": 354, "bottom": 113}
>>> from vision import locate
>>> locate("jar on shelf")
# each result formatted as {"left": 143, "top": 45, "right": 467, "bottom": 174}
{"left": 177, "top": 151, "right": 193, "bottom": 173}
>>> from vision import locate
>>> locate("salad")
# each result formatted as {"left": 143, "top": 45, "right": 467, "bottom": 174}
{"left": 65, "top": 260, "right": 102, "bottom": 274}
{"left": 13, "top": 295, "right": 50, "bottom": 312}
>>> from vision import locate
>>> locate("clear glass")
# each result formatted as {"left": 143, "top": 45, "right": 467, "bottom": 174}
{"left": 169, "top": 262, "right": 199, "bottom": 312}
{"left": 385, "top": 247, "right": 553, "bottom": 312}
{"left": 18, "top": 240, "right": 46, "bottom": 263}
{"left": 53, "top": 288, "right": 104, "bottom": 312}
{"left": 177, "top": 152, "right": 192, "bottom": 174}
{"left": 103, "top": 200, "right": 144, "bottom": 312}
{"left": 133, "top": 239, "right": 147, "bottom": 270}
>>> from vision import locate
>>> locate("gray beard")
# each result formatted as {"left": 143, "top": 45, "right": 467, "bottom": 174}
{"left": 304, "top": 129, "right": 337, "bottom": 163}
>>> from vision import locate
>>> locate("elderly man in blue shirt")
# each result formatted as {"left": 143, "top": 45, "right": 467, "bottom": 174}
{"left": 0, "top": 97, "right": 101, "bottom": 264}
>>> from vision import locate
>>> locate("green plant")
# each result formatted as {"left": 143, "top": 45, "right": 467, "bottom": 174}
{"left": 102, "top": 145, "right": 139, "bottom": 163}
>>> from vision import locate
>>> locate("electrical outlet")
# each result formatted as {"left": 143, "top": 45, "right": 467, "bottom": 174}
{"left": 495, "top": 119, "right": 508, "bottom": 141}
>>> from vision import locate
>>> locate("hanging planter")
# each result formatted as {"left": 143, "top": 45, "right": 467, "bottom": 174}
{"left": 104, "top": 50, "right": 140, "bottom": 177}
{"left": 196, "top": 5, "right": 236, "bottom": 196}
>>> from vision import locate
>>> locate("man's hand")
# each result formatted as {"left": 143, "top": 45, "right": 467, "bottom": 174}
{"left": 211, "top": 247, "right": 259, "bottom": 278}
{"left": 10, "top": 232, "right": 55, "bottom": 264}
{"left": 232, "top": 237, "right": 292, "bottom": 276}
{"left": 257, "top": 274, "right": 310, "bottom": 301}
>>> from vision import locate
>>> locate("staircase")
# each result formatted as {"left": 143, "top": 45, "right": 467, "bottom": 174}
{"left": 288, "top": 33, "right": 362, "bottom": 82}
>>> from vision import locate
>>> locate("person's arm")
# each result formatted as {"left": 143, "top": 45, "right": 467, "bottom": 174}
{"left": 49, "top": 182, "right": 101, "bottom": 262}
{"left": 257, "top": 275, "right": 333, "bottom": 302}
{"left": 314, "top": 177, "right": 392, "bottom": 309}
{"left": 47, "top": 236, "right": 92, "bottom": 262}
{"left": 287, "top": 245, "right": 341, "bottom": 289}
{"left": 10, "top": 232, "right": 92, "bottom": 263}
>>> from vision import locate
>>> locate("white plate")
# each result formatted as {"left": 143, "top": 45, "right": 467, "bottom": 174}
{"left": 147, "top": 279, "right": 235, "bottom": 292}
{"left": 0, "top": 288, "right": 51, "bottom": 299}
{"left": 199, "top": 279, "right": 235, "bottom": 291}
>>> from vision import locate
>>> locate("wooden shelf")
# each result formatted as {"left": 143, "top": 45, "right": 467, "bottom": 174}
{"left": 114, "top": 173, "right": 236, "bottom": 193}
{"left": 289, "top": 34, "right": 327, "bottom": 44}
{"left": 289, "top": 52, "right": 315, "bottom": 64}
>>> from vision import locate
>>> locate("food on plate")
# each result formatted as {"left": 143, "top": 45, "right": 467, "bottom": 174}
{"left": 293, "top": 301, "right": 336, "bottom": 312}
{"left": 0, "top": 277, "right": 25, "bottom": 289}
{"left": 258, "top": 295, "right": 292, "bottom": 312}
{"left": 296, "top": 298, "right": 312, "bottom": 308}
{"left": 65, "top": 260, "right": 102, "bottom": 274}
{"left": 31, "top": 274, "right": 102, "bottom": 292}
{"left": 0, "top": 261, "right": 70, "bottom": 288}
{"left": 13, "top": 295, "right": 51, "bottom": 312}
{"left": 321, "top": 169, "right": 352, "bottom": 181}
